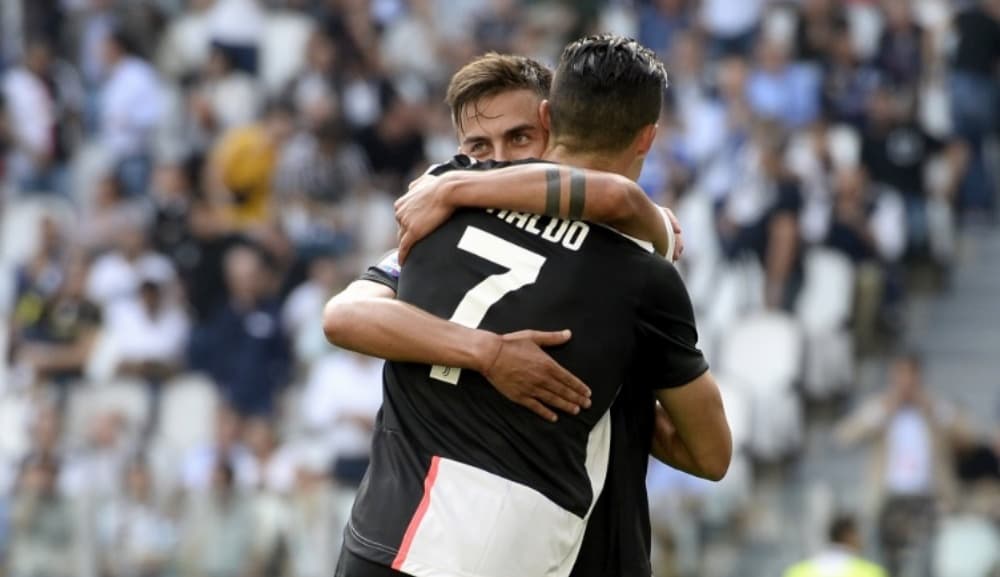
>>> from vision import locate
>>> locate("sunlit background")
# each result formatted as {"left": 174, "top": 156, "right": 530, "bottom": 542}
{"left": 0, "top": 1, "right": 998, "bottom": 576}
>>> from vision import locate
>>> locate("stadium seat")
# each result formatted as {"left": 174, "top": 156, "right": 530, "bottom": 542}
{"left": 674, "top": 189, "right": 723, "bottom": 314}
{"left": 0, "top": 195, "right": 76, "bottom": 270}
{"left": 932, "top": 514, "right": 1000, "bottom": 577}
{"left": 153, "top": 373, "right": 218, "bottom": 454}
{"left": 63, "top": 378, "right": 150, "bottom": 447}
{"left": 794, "top": 249, "right": 857, "bottom": 399}
{"left": 718, "top": 312, "right": 805, "bottom": 461}
{"left": 796, "top": 249, "right": 855, "bottom": 334}
{"left": 702, "top": 258, "right": 766, "bottom": 356}
{"left": 260, "top": 12, "right": 314, "bottom": 95}
{"left": 846, "top": 2, "right": 883, "bottom": 60}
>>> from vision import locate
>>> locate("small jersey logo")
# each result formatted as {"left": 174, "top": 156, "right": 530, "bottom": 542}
{"left": 377, "top": 250, "right": 401, "bottom": 279}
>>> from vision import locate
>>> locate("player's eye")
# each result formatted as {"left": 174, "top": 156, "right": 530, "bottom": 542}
{"left": 468, "top": 142, "right": 489, "bottom": 156}
{"left": 511, "top": 133, "right": 531, "bottom": 146}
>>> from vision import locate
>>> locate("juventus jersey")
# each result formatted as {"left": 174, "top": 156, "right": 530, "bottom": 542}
{"left": 347, "top": 158, "right": 707, "bottom": 577}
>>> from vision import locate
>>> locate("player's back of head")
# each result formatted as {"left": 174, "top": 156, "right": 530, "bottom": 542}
{"left": 548, "top": 34, "right": 667, "bottom": 154}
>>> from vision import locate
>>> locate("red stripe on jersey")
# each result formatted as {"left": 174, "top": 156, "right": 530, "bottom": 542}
{"left": 391, "top": 455, "right": 441, "bottom": 571}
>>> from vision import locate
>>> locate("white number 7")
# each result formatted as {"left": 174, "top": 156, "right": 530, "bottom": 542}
{"left": 430, "top": 226, "right": 547, "bottom": 384}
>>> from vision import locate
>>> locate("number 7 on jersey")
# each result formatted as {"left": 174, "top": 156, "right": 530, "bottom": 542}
{"left": 431, "top": 226, "right": 547, "bottom": 384}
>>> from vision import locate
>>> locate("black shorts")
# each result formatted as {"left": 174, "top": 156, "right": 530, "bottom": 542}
{"left": 335, "top": 549, "right": 412, "bottom": 577}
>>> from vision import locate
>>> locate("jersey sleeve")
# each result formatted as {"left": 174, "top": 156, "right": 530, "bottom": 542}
{"left": 634, "top": 258, "right": 709, "bottom": 390}
{"left": 358, "top": 250, "right": 401, "bottom": 293}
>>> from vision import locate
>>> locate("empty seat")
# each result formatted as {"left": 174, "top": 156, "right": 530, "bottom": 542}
{"left": 153, "top": 373, "right": 219, "bottom": 454}
{"left": 796, "top": 248, "right": 855, "bottom": 334}
{"left": 260, "top": 12, "right": 314, "bottom": 95}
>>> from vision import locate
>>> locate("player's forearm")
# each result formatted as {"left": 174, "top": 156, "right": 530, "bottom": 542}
{"left": 323, "top": 290, "right": 501, "bottom": 373}
{"left": 651, "top": 415, "right": 713, "bottom": 479}
{"left": 443, "top": 166, "right": 670, "bottom": 255}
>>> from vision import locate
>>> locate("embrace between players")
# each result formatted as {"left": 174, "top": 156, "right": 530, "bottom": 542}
{"left": 323, "top": 34, "right": 732, "bottom": 577}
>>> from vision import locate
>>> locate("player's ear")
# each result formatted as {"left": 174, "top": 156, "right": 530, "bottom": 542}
{"left": 539, "top": 100, "right": 551, "bottom": 132}
{"left": 633, "top": 124, "right": 657, "bottom": 156}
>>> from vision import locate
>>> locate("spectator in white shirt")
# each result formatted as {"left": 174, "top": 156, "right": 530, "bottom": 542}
{"left": 180, "top": 405, "right": 252, "bottom": 494}
{"left": 207, "top": 0, "right": 265, "bottom": 75}
{"left": 94, "top": 458, "right": 177, "bottom": 577}
{"left": 835, "top": 350, "right": 971, "bottom": 577}
{"left": 98, "top": 29, "right": 162, "bottom": 197}
{"left": 2, "top": 39, "right": 56, "bottom": 193}
{"left": 700, "top": 0, "right": 764, "bottom": 58}
{"left": 86, "top": 222, "right": 177, "bottom": 312}
{"left": 108, "top": 275, "right": 189, "bottom": 385}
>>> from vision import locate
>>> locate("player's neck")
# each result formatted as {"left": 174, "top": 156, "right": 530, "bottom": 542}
{"left": 543, "top": 144, "right": 636, "bottom": 180}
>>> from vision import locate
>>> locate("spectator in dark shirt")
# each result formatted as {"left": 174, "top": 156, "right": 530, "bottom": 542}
{"left": 793, "top": 0, "right": 847, "bottom": 65}
{"left": 13, "top": 256, "right": 101, "bottom": 398}
{"left": 860, "top": 87, "right": 963, "bottom": 257}
{"left": 638, "top": 0, "right": 692, "bottom": 57}
{"left": 874, "top": 0, "right": 928, "bottom": 102}
{"left": 949, "top": 0, "right": 1000, "bottom": 215}
{"left": 188, "top": 243, "right": 290, "bottom": 417}
{"left": 353, "top": 86, "right": 426, "bottom": 193}
{"left": 822, "top": 27, "right": 881, "bottom": 129}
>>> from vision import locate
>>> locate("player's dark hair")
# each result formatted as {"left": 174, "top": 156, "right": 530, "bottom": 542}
{"left": 446, "top": 53, "right": 552, "bottom": 132}
{"left": 828, "top": 514, "right": 857, "bottom": 545}
{"left": 548, "top": 34, "right": 668, "bottom": 154}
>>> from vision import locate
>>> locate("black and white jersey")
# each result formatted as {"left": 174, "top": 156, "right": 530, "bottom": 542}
{"left": 348, "top": 158, "right": 707, "bottom": 577}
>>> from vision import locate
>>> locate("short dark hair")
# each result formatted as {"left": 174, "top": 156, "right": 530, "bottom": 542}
{"left": 548, "top": 34, "right": 668, "bottom": 154}
{"left": 828, "top": 514, "right": 858, "bottom": 545}
{"left": 445, "top": 53, "right": 552, "bottom": 132}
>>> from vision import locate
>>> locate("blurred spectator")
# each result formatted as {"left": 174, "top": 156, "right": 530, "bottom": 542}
{"left": 353, "top": 85, "right": 427, "bottom": 192}
{"left": 181, "top": 405, "right": 251, "bottom": 494}
{"left": 276, "top": 119, "right": 370, "bottom": 257}
{"left": 380, "top": 0, "right": 448, "bottom": 84}
{"left": 282, "top": 253, "right": 341, "bottom": 366}
{"left": 60, "top": 410, "right": 134, "bottom": 501}
{"left": 2, "top": 39, "right": 59, "bottom": 195}
{"left": 8, "top": 455, "right": 79, "bottom": 577}
{"left": 205, "top": 99, "right": 295, "bottom": 232}
{"left": 149, "top": 162, "right": 199, "bottom": 284}
{"left": 11, "top": 217, "right": 68, "bottom": 337}
{"left": 187, "top": 44, "right": 261, "bottom": 149}
{"left": 157, "top": 0, "right": 214, "bottom": 81}
{"left": 290, "top": 30, "right": 339, "bottom": 129}
{"left": 821, "top": 26, "right": 881, "bottom": 129}
{"left": 874, "top": 0, "right": 928, "bottom": 101}
{"left": 106, "top": 273, "right": 189, "bottom": 385}
{"left": 13, "top": 257, "right": 101, "bottom": 397}
{"left": 177, "top": 461, "right": 256, "bottom": 577}
{"left": 699, "top": 0, "right": 763, "bottom": 58}
{"left": 949, "top": 0, "right": 1000, "bottom": 216}
{"left": 77, "top": 173, "right": 149, "bottom": 253}
{"left": 638, "top": 0, "right": 691, "bottom": 56}
{"left": 206, "top": 0, "right": 264, "bottom": 75}
{"left": 235, "top": 416, "right": 297, "bottom": 494}
{"left": 98, "top": 28, "right": 162, "bottom": 197}
{"left": 782, "top": 514, "right": 888, "bottom": 577}
{"left": 714, "top": 121, "right": 803, "bottom": 310}
{"left": 94, "top": 458, "right": 176, "bottom": 577}
{"left": 747, "top": 38, "right": 821, "bottom": 130}
{"left": 188, "top": 244, "right": 290, "bottom": 417}
{"left": 284, "top": 456, "right": 340, "bottom": 577}
{"left": 793, "top": 0, "right": 847, "bottom": 65}
{"left": 825, "top": 168, "right": 881, "bottom": 264}
{"left": 860, "top": 87, "right": 964, "bottom": 261}
{"left": 474, "top": 0, "right": 522, "bottom": 54}
{"left": 836, "top": 351, "right": 970, "bottom": 577}
{"left": 85, "top": 221, "right": 177, "bottom": 311}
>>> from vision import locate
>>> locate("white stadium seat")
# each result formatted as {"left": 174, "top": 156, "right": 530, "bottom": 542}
{"left": 795, "top": 248, "right": 855, "bottom": 334}
{"left": 260, "top": 12, "right": 314, "bottom": 95}
{"left": 718, "top": 312, "right": 805, "bottom": 461}
{"left": 153, "top": 373, "right": 219, "bottom": 454}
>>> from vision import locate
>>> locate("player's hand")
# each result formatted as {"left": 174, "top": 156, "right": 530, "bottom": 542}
{"left": 660, "top": 206, "right": 684, "bottom": 262}
{"left": 395, "top": 173, "right": 455, "bottom": 264}
{"left": 483, "top": 330, "right": 592, "bottom": 423}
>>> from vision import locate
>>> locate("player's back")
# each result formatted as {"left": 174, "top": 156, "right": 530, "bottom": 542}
{"left": 345, "top": 207, "right": 662, "bottom": 577}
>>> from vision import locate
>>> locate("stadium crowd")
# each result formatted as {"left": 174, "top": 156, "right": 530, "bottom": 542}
{"left": 0, "top": 0, "right": 998, "bottom": 576}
